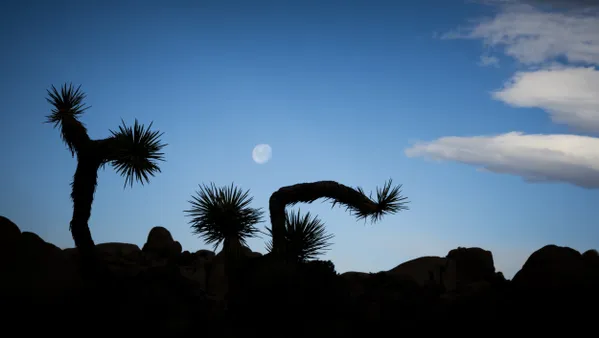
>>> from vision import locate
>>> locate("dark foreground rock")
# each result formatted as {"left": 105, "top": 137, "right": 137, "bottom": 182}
{"left": 1, "top": 216, "right": 598, "bottom": 336}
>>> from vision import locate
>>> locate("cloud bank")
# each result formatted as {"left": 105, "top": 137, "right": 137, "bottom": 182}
{"left": 407, "top": 1, "right": 599, "bottom": 188}
{"left": 406, "top": 132, "right": 599, "bottom": 189}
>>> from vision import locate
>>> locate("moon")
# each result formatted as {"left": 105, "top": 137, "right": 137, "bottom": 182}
{"left": 252, "top": 144, "right": 272, "bottom": 164}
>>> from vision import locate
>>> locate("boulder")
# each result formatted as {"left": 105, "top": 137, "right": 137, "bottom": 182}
{"left": 388, "top": 256, "right": 457, "bottom": 292}
{"left": 96, "top": 242, "right": 141, "bottom": 257}
{"left": 446, "top": 247, "right": 495, "bottom": 287}
{"left": 512, "top": 245, "right": 590, "bottom": 292}
{"left": 206, "top": 244, "right": 262, "bottom": 298}
{"left": 195, "top": 249, "right": 216, "bottom": 259}
{"left": 0, "top": 216, "right": 22, "bottom": 271}
{"left": 582, "top": 249, "right": 599, "bottom": 284}
{"left": 179, "top": 252, "right": 212, "bottom": 290}
{"left": 582, "top": 249, "right": 599, "bottom": 266}
{"left": 7, "top": 231, "right": 80, "bottom": 299}
{"left": 340, "top": 271, "right": 371, "bottom": 298}
{"left": 0, "top": 216, "right": 21, "bottom": 244}
{"left": 96, "top": 242, "right": 143, "bottom": 275}
{"left": 142, "top": 226, "right": 182, "bottom": 259}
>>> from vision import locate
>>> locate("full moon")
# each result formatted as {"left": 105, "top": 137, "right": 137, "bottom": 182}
{"left": 252, "top": 144, "right": 272, "bottom": 164}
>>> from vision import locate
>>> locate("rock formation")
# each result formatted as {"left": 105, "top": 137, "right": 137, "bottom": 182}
{"left": 1, "top": 215, "right": 598, "bottom": 335}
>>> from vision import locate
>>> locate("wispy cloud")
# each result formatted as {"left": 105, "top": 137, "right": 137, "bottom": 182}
{"left": 472, "top": 0, "right": 599, "bottom": 12}
{"left": 442, "top": 3, "right": 599, "bottom": 65}
{"left": 409, "top": 1, "right": 599, "bottom": 189}
{"left": 479, "top": 55, "right": 500, "bottom": 67}
{"left": 405, "top": 132, "right": 599, "bottom": 189}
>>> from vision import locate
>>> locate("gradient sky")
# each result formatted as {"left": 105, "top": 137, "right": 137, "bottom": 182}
{"left": 1, "top": 0, "right": 598, "bottom": 279}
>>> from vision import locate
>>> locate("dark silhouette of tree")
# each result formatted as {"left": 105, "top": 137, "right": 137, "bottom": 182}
{"left": 46, "top": 83, "right": 166, "bottom": 276}
{"left": 264, "top": 209, "right": 334, "bottom": 262}
{"left": 184, "top": 183, "right": 264, "bottom": 298}
{"left": 268, "top": 179, "right": 409, "bottom": 258}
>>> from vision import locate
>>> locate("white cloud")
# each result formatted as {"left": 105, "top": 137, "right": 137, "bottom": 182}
{"left": 410, "top": 2, "right": 599, "bottom": 189}
{"left": 479, "top": 55, "right": 500, "bottom": 67}
{"left": 491, "top": 0, "right": 599, "bottom": 10}
{"left": 443, "top": 4, "right": 599, "bottom": 131}
{"left": 405, "top": 132, "right": 599, "bottom": 189}
{"left": 477, "top": 0, "right": 599, "bottom": 7}
{"left": 442, "top": 4, "right": 599, "bottom": 66}
{"left": 492, "top": 66, "right": 599, "bottom": 131}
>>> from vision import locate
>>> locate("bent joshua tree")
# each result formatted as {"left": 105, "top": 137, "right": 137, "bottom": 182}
{"left": 268, "top": 179, "right": 409, "bottom": 260}
{"left": 46, "top": 83, "right": 167, "bottom": 276}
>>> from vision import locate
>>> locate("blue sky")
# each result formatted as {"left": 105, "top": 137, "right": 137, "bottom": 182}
{"left": 1, "top": 0, "right": 598, "bottom": 278}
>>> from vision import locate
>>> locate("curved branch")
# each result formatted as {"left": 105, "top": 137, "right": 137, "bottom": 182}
{"left": 268, "top": 180, "right": 409, "bottom": 256}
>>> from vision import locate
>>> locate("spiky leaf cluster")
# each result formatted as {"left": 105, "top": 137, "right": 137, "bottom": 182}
{"left": 185, "top": 183, "right": 264, "bottom": 250}
{"left": 45, "top": 83, "right": 90, "bottom": 156}
{"left": 108, "top": 119, "right": 167, "bottom": 188}
{"left": 331, "top": 179, "right": 409, "bottom": 223}
{"left": 265, "top": 209, "right": 334, "bottom": 262}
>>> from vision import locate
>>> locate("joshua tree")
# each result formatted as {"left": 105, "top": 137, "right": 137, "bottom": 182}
{"left": 46, "top": 83, "right": 166, "bottom": 275}
{"left": 184, "top": 183, "right": 264, "bottom": 297}
{"left": 264, "top": 209, "right": 334, "bottom": 263}
{"left": 268, "top": 179, "right": 409, "bottom": 259}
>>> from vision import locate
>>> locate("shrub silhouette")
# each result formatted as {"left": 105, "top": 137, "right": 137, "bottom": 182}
{"left": 184, "top": 182, "right": 264, "bottom": 300}
{"left": 46, "top": 83, "right": 167, "bottom": 276}
{"left": 264, "top": 208, "right": 334, "bottom": 262}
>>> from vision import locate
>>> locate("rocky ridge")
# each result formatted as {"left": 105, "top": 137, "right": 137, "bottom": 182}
{"left": 1, "top": 215, "right": 598, "bottom": 335}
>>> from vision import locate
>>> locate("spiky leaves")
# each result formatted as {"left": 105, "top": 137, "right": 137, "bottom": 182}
{"left": 45, "top": 83, "right": 91, "bottom": 156}
{"left": 106, "top": 119, "right": 167, "bottom": 188}
{"left": 265, "top": 209, "right": 334, "bottom": 262}
{"left": 185, "top": 183, "right": 264, "bottom": 250}
{"left": 269, "top": 179, "right": 409, "bottom": 256}
{"left": 342, "top": 179, "right": 409, "bottom": 222}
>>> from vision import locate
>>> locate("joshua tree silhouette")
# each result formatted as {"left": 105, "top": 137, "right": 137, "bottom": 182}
{"left": 264, "top": 208, "right": 334, "bottom": 262}
{"left": 184, "top": 183, "right": 264, "bottom": 298}
{"left": 185, "top": 182, "right": 264, "bottom": 253}
{"left": 46, "top": 83, "right": 166, "bottom": 276}
{"left": 268, "top": 179, "right": 409, "bottom": 259}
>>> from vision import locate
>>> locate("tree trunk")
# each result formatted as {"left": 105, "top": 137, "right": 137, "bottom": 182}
{"left": 223, "top": 237, "right": 243, "bottom": 299}
{"left": 269, "top": 181, "right": 379, "bottom": 256}
{"left": 70, "top": 156, "right": 101, "bottom": 278}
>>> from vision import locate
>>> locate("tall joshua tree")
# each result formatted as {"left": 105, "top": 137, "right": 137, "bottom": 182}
{"left": 46, "top": 83, "right": 166, "bottom": 274}
{"left": 268, "top": 179, "right": 409, "bottom": 259}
